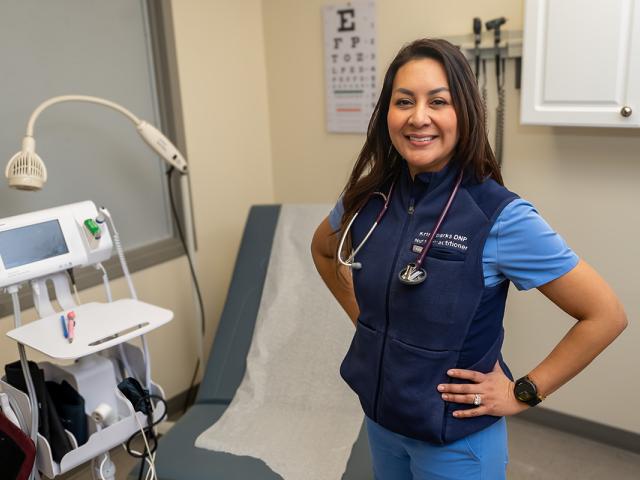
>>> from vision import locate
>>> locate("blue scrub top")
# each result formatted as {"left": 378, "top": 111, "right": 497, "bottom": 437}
{"left": 328, "top": 197, "right": 579, "bottom": 290}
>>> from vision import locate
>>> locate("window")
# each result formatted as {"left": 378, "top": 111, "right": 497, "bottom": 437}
{"left": 0, "top": 0, "right": 188, "bottom": 316}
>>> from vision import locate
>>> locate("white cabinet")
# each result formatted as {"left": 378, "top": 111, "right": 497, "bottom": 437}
{"left": 521, "top": 0, "right": 640, "bottom": 127}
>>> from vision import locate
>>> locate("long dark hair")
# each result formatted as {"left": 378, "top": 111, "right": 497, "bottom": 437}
{"left": 339, "top": 38, "right": 502, "bottom": 238}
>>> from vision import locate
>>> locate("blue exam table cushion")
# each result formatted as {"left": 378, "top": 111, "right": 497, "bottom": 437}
{"left": 154, "top": 404, "right": 280, "bottom": 479}
{"left": 196, "top": 205, "right": 281, "bottom": 404}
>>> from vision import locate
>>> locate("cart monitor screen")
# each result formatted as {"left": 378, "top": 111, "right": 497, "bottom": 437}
{"left": 0, "top": 220, "right": 69, "bottom": 269}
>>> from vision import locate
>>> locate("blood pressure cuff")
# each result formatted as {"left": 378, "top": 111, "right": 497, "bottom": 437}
{"left": 0, "top": 411, "right": 36, "bottom": 480}
{"left": 117, "top": 377, "right": 151, "bottom": 415}
{"left": 47, "top": 380, "right": 88, "bottom": 446}
{"left": 4, "top": 360, "right": 73, "bottom": 462}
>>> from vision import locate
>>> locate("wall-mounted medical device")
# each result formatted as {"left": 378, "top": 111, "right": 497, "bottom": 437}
{"left": 0, "top": 201, "right": 112, "bottom": 289}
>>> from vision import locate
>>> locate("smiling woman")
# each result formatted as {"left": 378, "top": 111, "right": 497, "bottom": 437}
{"left": 387, "top": 59, "right": 459, "bottom": 176}
{"left": 310, "top": 38, "right": 627, "bottom": 480}
{"left": 336, "top": 39, "right": 501, "bottom": 231}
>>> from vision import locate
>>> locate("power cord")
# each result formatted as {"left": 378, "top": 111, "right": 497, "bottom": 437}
{"left": 99, "top": 455, "right": 108, "bottom": 479}
{"left": 166, "top": 167, "right": 205, "bottom": 411}
{"left": 131, "top": 412, "right": 158, "bottom": 480}
{"left": 123, "top": 393, "right": 167, "bottom": 480}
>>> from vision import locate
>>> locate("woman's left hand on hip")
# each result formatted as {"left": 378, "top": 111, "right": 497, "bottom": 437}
{"left": 437, "top": 361, "right": 529, "bottom": 418}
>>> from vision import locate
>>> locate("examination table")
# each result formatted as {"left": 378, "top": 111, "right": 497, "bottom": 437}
{"left": 135, "top": 205, "right": 372, "bottom": 479}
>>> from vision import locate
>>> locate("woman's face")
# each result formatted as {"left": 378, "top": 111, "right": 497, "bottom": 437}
{"left": 387, "top": 58, "right": 458, "bottom": 176}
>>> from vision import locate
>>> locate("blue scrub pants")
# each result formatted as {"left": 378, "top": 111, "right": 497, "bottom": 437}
{"left": 365, "top": 416, "right": 508, "bottom": 480}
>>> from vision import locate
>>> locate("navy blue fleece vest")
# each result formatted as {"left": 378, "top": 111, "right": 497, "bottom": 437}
{"left": 340, "top": 163, "right": 518, "bottom": 445}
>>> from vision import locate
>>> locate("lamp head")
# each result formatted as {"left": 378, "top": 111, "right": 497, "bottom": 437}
{"left": 136, "top": 121, "right": 188, "bottom": 173}
{"left": 5, "top": 136, "right": 47, "bottom": 191}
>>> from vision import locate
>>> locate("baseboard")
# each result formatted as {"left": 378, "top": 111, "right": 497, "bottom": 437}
{"left": 164, "top": 383, "right": 200, "bottom": 420}
{"left": 518, "top": 407, "right": 640, "bottom": 454}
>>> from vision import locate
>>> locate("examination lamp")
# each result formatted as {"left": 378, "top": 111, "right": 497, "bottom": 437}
{"left": 4, "top": 94, "right": 203, "bottom": 375}
{"left": 5, "top": 95, "right": 187, "bottom": 190}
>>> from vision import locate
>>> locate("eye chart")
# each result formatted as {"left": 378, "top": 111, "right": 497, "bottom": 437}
{"left": 323, "top": 1, "right": 376, "bottom": 133}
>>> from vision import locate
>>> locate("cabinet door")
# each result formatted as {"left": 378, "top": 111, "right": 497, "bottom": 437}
{"left": 521, "top": 0, "right": 640, "bottom": 127}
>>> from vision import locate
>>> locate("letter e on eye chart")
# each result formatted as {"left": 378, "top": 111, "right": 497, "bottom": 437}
{"left": 323, "top": 1, "right": 377, "bottom": 133}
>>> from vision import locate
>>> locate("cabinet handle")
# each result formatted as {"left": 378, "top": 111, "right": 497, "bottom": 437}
{"left": 620, "top": 106, "right": 633, "bottom": 117}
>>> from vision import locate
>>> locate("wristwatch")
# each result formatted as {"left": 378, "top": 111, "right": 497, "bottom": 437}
{"left": 514, "top": 375, "right": 545, "bottom": 407}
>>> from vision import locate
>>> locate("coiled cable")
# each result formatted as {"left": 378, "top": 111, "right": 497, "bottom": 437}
{"left": 481, "top": 59, "right": 489, "bottom": 134}
{"left": 99, "top": 208, "right": 151, "bottom": 391}
{"left": 495, "top": 57, "right": 506, "bottom": 168}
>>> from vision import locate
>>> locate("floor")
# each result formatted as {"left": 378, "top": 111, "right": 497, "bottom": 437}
{"left": 505, "top": 418, "right": 639, "bottom": 480}
{"left": 56, "top": 416, "right": 640, "bottom": 479}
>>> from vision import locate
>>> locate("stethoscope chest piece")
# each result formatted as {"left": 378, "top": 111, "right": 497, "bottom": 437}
{"left": 398, "top": 263, "right": 427, "bottom": 285}
{"left": 340, "top": 170, "right": 463, "bottom": 287}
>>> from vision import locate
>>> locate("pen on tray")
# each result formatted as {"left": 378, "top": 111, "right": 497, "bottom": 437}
{"left": 67, "top": 311, "right": 76, "bottom": 344}
{"left": 60, "top": 315, "right": 68, "bottom": 339}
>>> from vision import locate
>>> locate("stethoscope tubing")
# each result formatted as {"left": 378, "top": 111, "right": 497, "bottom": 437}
{"left": 412, "top": 170, "right": 463, "bottom": 271}
{"left": 337, "top": 169, "right": 463, "bottom": 281}
{"left": 338, "top": 181, "right": 396, "bottom": 269}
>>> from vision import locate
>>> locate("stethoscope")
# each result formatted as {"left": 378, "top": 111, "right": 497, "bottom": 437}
{"left": 338, "top": 170, "right": 463, "bottom": 286}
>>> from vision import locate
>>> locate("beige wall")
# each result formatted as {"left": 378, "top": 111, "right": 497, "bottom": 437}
{"left": 169, "top": 0, "right": 275, "bottom": 361}
{"left": 263, "top": 0, "right": 639, "bottom": 433}
{"left": 0, "top": 0, "right": 275, "bottom": 401}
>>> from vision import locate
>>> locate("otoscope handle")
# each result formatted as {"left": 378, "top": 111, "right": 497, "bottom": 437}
{"left": 473, "top": 17, "right": 482, "bottom": 80}
{"left": 486, "top": 17, "right": 507, "bottom": 87}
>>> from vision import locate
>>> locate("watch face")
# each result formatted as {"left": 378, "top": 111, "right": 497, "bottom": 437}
{"left": 515, "top": 380, "right": 535, "bottom": 401}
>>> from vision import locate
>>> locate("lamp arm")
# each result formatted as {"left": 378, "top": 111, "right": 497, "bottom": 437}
{"left": 25, "top": 95, "right": 187, "bottom": 172}
{"left": 26, "top": 95, "right": 141, "bottom": 136}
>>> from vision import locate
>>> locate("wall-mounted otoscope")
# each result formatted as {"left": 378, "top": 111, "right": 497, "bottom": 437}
{"left": 485, "top": 16, "right": 508, "bottom": 168}
{"left": 485, "top": 17, "right": 507, "bottom": 87}
{"left": 485, "top": 17, "right": 507, "bottom": 40}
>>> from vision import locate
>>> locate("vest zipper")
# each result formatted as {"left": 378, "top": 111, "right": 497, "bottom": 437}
{"left": 373, "top": 194, "right": 415, "bottom": 422}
